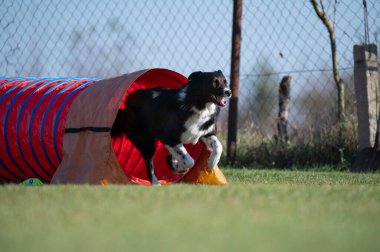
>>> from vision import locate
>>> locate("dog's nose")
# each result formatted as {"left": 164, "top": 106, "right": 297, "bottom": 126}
{"left": 224, "top": 89, "right": 232, "bottom": 97}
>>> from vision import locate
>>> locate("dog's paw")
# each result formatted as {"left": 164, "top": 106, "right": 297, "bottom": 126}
{"left": 166, "top": 151, "right": 194, "bottom": 174}
{"left": 167, "top": 155, "right": 188, "bottom": 174}
{"left": 167, "top": 154, "right": 177, "bottom": 169}
{"left": 174, "top": 159, "right": 192, "bottom": 174}
{"left": 207, "top": 155, "right": 220, "bottom": 171}
{"left": 151, "top": 175, "right": 161, "bottom": 186}
{"left": 174, "top": 168, "right": 190, "bottom": 174}
{"left": 181, "top": 155, "right": 194, "bottom": 169}
{"left": 174, "top": 158, "right": 194, "bottom": 174}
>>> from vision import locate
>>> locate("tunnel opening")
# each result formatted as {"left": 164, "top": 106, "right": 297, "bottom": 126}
{"left": 110, "top": 69, "right": 204, "bottom": 185}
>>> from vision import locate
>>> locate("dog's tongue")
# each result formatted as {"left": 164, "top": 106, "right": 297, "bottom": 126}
{"left": 217, "top": 96, "right": 227, "bottom": 106}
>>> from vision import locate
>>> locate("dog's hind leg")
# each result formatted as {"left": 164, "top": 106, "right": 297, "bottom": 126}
{"left": 112, "top": 104, "right": 159, "bottom": 185}
{"left": 139, "top": 140, "right": 159, "bottom": 186}
{"left": 165, "top": 145, "right": 194, "bottom": 173}
{"left": 144, "top": 157, "right": 160, "bottom": 186}
{"left": 111, "top": 108, "right": 135, "bottom": 137}
{"left": 128, "top": 131, "right": 159, "bottom": 185}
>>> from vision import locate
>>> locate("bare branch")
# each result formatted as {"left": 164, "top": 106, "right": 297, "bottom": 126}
{"left": 310, "top": 0, "right": 345, "bottom": 123}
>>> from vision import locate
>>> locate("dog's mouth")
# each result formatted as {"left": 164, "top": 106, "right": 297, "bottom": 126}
{"left": 212, "top": 95, "right": 228, "bottom": 107}
{"left": 211, "top": 88, "right": 231, "bottom": 107}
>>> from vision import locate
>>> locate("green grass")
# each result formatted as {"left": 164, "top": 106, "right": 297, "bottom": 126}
{"left": 1, "top": 169, "right": 380, "bottom": 252}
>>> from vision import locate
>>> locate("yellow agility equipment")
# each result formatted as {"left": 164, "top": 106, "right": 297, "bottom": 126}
{"left": 181, "top": 147, "right": 227, "bottom": 185}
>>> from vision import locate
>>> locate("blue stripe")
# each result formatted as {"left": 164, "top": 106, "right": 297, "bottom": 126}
{"left": 25, "top": 78, "right": 69, "bottom": 177}
{"left": 39, "top": 79, "right": 75, "bottom": 170}
{"left": 16, "top": 78, "right": 67, "bottom": 177}
{"left": 16, "top": 77, "right": 97, "bottom": 177}
{"left": 4, "top": 78, "right": 52, "bottom": 179}
{"left": 0, "top": 76, "right": 99, "bottom": 180}
{"left": 0, "top": 151, "right": 21, "bottom": 181}
{"left": 0, "top": 78, "right": 36, "bottom": 181}
{"left": 0, "top": 78, "right": 31, "bottom": 104}
{"left": 53, "top": 81, "right": 95, "bottom": 163}
{"left": 0, "top": 77, "right": 26, "bottom": 89}
{"left": 1, "top": 76, "right": 40, "bottom": 79}
{"left": 1, "top": 76, "right": 98, "bottom": 80}
{"left": 29, "top": 78, "right": 95, "bottom": 170}
{"left": 37, "top": 80, "right": 89, "bottom": 173}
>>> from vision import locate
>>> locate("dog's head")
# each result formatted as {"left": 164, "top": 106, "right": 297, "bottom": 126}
{"left": 188, "top": 70, "right": 232, "bottom": 107}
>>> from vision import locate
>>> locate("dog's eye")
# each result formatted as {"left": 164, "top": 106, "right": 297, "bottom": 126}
{"left": 213, "top": 79, "right": 219, "bottom": 88}
{"left": 223, "top": 79, "right": 227, "bottom": 85}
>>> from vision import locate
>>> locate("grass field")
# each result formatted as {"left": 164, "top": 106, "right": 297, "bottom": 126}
{"left": 1, "top": 169, "right": 380, "bottom": 252}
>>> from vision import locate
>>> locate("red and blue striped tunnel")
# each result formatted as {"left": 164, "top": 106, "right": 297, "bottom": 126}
{"left": 0, "top": 69, "right": 205, "bottom": 185}
{"left": 0, "top": 76, "right": 99, "bottom": 182}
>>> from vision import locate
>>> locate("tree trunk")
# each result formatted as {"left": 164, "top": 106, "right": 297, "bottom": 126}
{"left": 310, "top": 0, "right": 345, "bottom": 161}
{"left": 277, "top": 76, "right": 291, "bottom": 144}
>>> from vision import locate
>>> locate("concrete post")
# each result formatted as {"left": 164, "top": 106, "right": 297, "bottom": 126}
{"left": 354, "top": 44, "right": 379, "bottom": 150}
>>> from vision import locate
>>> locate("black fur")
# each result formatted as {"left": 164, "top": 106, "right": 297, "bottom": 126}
{"left": 111, "top": 70, "right": 231, "bottom": 185}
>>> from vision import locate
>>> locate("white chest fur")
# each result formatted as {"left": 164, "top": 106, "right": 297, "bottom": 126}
{"left": 180, "top": 103, "right": 217, "bottom": 144}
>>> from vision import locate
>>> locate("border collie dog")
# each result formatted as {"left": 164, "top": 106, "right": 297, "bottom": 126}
{"left": 111, "top": 70, "right": 232, "bottom": 185}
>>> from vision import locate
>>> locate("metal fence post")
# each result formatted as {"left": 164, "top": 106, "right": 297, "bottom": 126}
{"left": 227, "top": 0, "right": 243, "bottom": 165}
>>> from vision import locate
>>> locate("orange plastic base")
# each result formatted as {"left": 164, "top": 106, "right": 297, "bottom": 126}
{"left": 181, "top": 148, "right": 227, "bottom": 185}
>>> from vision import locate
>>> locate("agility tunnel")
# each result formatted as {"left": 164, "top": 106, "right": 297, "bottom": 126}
{"left": 0, "top": 69, "right": 227, "bottom": 185}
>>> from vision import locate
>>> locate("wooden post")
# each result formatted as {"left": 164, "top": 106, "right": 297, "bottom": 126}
{"left": 354, "top": 44, "right": 379, "bottom": 151}
{"left": 227, "top": 0, "right": 242, "bottom": 165}
{"left": 277, "top": 76, "right": 291, "bottom": 144}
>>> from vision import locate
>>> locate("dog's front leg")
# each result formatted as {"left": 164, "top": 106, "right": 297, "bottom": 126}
{"left": 165, "top": 145, "right": 194, "bottom": 173}
{"left": 201, "top": 134, "right": 222, "bottom": 170}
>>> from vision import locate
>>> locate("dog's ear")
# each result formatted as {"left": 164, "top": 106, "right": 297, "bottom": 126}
{"left": 188, "top": 71, "right": 203, "bottom": 81}
{"left": 217, "top": 70, "right": 222, "bottom": 74}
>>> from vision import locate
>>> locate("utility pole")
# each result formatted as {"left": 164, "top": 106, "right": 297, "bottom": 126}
{"left": 227, "top": 0, "right": 243, "bottom": 165}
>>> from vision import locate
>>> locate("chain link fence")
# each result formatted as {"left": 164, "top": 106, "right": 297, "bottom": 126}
{"left": 233, "top": 0, "right": 380, "bottom": 167}
{"left": 1, "top": 0, "right": 379, "bottom": 167}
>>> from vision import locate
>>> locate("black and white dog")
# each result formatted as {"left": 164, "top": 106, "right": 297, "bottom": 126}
{"left": 111, "top": 70, "right": 231, "bottom": 185}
